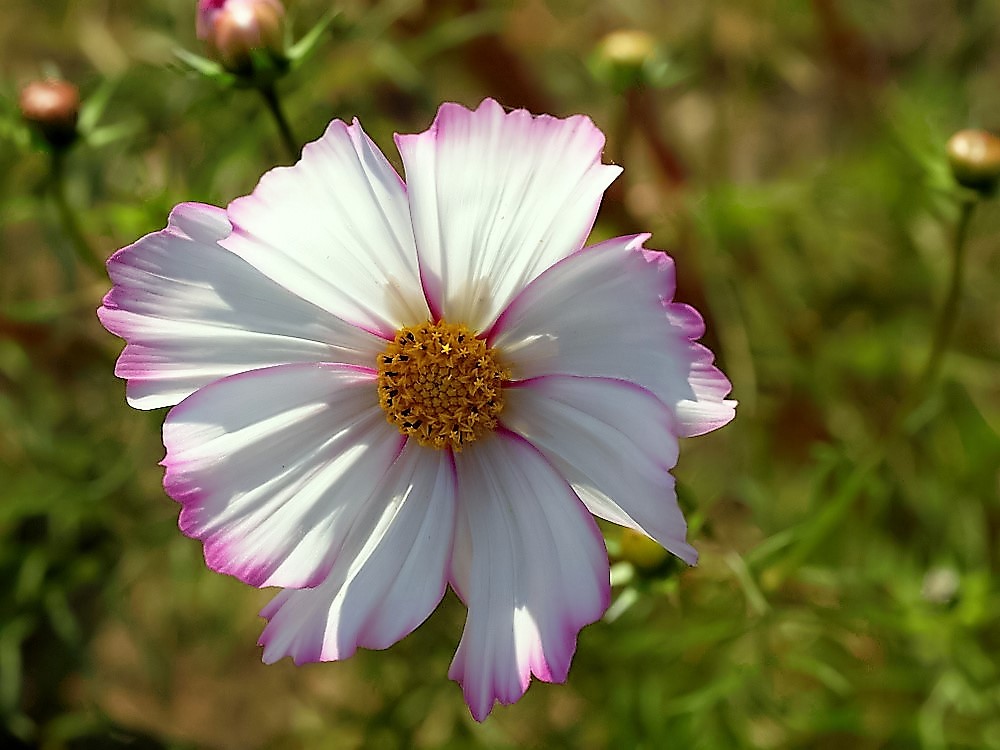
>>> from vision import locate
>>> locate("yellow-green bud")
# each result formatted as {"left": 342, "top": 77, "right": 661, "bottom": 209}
{"left": 593, "top": 30, "right": 658, "bottom": 93}
{"left": 946, "top": 129, "right": 1000, "bottom": 194}
{"left": 921, "top": 566, "right": 959, "bottom": 605}
{"left": 617, "top": 528, "right": 669, "bottom": 569}
{"left": 599, "top": 30, "right": 657, "bottom": 69}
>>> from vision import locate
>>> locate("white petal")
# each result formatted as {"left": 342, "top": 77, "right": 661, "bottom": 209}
{"left": 502, "top": 375, "right": 697, "bottom": 564}
{"left": 258, "top": 443, "right": 457, "bottom": 664}
{"left": 491, "top": 235, "right": 736, "bottom": 437}
{"left": 396, "top": 99, "right": 622, "bottom": 330}
{"left": 162, "top": 363, "right": 406, "bottom": 589}
{"left": 99, "top": 202, "right": 383, "bottom": 410}
{"left": 449, "top": 431, "right": 610, "bottom": 721}
{"left": 222, "top": 119, "right": 429, "bottom": 337}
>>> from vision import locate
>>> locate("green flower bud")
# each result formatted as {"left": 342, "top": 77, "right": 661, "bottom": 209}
{"left": 592, "top": 30, "right": 658, "bottom": 93}
{"left": 617, "top": 528, "right": 670, "bottom": 569}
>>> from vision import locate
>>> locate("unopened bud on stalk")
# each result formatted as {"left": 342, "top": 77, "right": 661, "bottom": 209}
{"left": 617, "top": 528, "right": 670, "bottom": 569}
{"left": 946, "top": 129, "right": 1000, "bottom": 195}
{"left": 599, "top": 30, "right": 657, "bottom": 70}
{"left": 593, "top": 30, "right": 658, "bottom": 92}
{"left": 198, "top": 0, "right": 287, "bottom": 76}
{"left": 19, "top": 79, "right": 80, "bottom": 149}
{"left": 921, "top": 567, "right": 959, "bottom": 606}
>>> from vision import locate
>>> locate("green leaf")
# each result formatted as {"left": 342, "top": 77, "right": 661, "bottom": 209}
{"left": 172, "top": 47, "right": 236, "bottom": 87}
{"left": 77, "top": 76, "right": 119, "bottom": 134}
{"left": 287, "top": 11, "right": 338, "bottom": 66}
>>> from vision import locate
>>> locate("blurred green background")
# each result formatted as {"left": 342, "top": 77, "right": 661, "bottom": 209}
{"left": 2, "top": 1, "right": 999, "bottom": 748}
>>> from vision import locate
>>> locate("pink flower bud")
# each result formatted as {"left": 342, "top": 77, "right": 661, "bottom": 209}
{"left": 198, "top": 0, "right": 286, "bottom": 75}
{"left": 19, "top": 79, "right": 80, "bottom": 149}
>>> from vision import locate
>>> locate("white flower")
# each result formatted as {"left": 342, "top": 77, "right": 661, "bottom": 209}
{"left": 99, "top": 99, "right": 735, "bottom": 720}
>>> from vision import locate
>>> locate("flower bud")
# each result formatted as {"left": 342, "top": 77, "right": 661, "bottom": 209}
{"left": 19, "top": 79, "right": 80, "bottom": 149}
{"left": 599, "top": 30, "right": 657, "bottom": 70}
{"left": 593, "top": 30, "right": 658, "bottom": 93}
{"left": 199, "top": 0, "right": 286, "bottom": 76}
{"left": 946, "top": 129, "right": 1000, "bottom": 194}
{"left": 617, "top": 528, "right": 670, "bottom": 569}
{"left": 921, "top": 566, "right": 959, "bottom": 606}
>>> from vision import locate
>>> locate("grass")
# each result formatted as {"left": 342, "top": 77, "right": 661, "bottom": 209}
{"left": 1, "top": 0, "right": 999, "bottom": 747}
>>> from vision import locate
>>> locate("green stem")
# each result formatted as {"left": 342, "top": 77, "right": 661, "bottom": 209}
{"left": 259, "top": 84, "right": 298, "bottom": 161}
{"left": 765, "top": 196, "right": 978, "bottom": 587}
{"left": 917, "top": 197, "right": 976, "bottom": 393}
{"left": 49, "top": 151, "right": 105, "bottom": 277}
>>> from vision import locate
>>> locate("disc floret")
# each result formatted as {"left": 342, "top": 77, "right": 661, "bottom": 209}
{"left": 377, "top": 321, "right": 508, "bottom": 450}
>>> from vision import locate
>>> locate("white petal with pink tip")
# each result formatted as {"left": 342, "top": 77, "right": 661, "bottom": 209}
{"left": 163, "top": 363, "right": 405, "bottom": 589}
{"left": 97, "top": 99, "right": 739, "bottom": 724}
{"left": 396, "top": 98, "right": 622, "bottom": 330}
{"left": 223, "top": 119, "right": 429, "bottom": 337}
{"left": 492, "top": 235, "right": 736, "bottom": 437}
{"left": 503, "top": 375, "right": 697, "bottom": 564}
{"left": 99, "top": 203, "right": 383, "bottom": 410}
{"left": 448, "top": 431, "right": 610, "bottom": 721}
{"left": 258, "top": 443, "right": 457, "bottom": 664}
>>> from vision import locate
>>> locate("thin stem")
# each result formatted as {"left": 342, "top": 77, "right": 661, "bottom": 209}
{"left": 766, "top": 196, "right": 978, "bottom": 588}
{"left": 258, "top": 84, "right": 298, "bottom": 161}
{"left": 625, "top": 88, "right": 687, "bottom": 186}
{"left": 49, "top": 151, "right": 105, "bottom": 277}
{"left": 917, "top": 197, "right": 976, "bottom": 393}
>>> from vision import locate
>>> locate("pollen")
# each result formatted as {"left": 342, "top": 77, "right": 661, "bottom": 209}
{"left": 377, "top": 320, "right": 508, "bottom": 451}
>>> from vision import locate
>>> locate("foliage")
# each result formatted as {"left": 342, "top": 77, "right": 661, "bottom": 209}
{"left": 1, "top": 0, "right": 999, "bottom": 747}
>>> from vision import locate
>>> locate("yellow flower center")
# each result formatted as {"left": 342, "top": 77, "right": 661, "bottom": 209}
{"left": 377, "top": 320, "right": 508, "bottom": 451}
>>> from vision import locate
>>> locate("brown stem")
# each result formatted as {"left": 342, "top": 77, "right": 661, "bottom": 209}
{"left": 626, "top": 88, "right": 687, "bottom": 186}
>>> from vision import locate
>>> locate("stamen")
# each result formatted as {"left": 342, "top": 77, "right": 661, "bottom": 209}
{"left": 377, "top": 321, "right": 507, "bottom": 450}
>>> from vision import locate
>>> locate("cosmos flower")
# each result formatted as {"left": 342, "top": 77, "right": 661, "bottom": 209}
{"left": 98, "top": 99, "right": 735, "bottom": 720}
